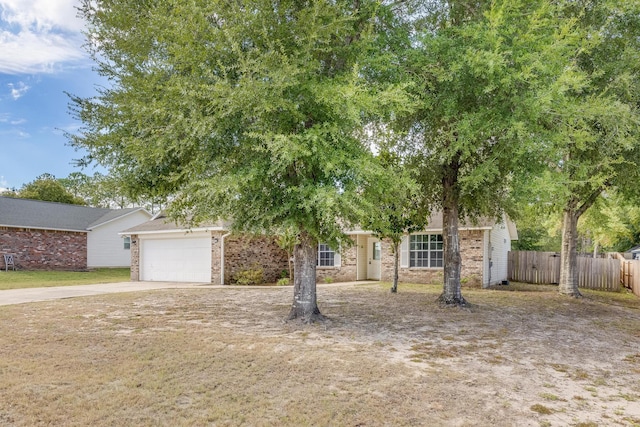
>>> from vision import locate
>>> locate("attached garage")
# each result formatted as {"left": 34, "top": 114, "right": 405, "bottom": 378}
{"left": 140, "top": 233, "right": 212, "bottom": 283}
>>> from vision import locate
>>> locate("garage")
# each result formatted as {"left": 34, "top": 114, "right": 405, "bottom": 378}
{"left": 140, "top": 233, "right": 212, "bottom": 283}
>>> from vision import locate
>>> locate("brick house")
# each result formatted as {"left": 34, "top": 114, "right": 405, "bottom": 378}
{"left": 0, "top": 196, "right": 151, "bottom": 270}
{"left": 124, "top": 212, "right": 517, "bottom": 287}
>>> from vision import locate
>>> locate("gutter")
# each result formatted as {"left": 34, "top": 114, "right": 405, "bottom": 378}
{"left": 0, "top": 224, "right": 88, "bottom": 233}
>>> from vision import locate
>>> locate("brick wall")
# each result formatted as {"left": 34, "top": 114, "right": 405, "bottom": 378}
{"left": 459, "top": 229, "right": 484, "bottom": 286}
{"left": 316, "top": 236, "right": 358, "bottom": 283}
{"left": 379, "top": 230, "right": 485, "bottom": 286}
{"left": 224, "top": 234, "right": 289, "bottom": 285}
{"left": 0, "top": 227, "right": 87, "bottom": 271}
{"left": 130, "top": 234, "right": 139, "bottom": 280}
{"left": 210, "top": 231, "right": 225, "bottom": 285}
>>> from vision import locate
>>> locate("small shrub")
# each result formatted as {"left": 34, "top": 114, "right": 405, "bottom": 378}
{"left": 277, "top": 278, "right": 290, "bottom": 286}
{"left": 530, "top": 404, "right": 553, "bottom": 415}
{"left": 324, "top": 276, "right": 334, "bottom": 284}
{"left": 461, "top": 275, "right": 481, "bottom": 288}
{"left": 280, "top": 269, "right": 289, "bottom": 279}
{"left": 233, "top": 265, "right": 264, "bottom": 285}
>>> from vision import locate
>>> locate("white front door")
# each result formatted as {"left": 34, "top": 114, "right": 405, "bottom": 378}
{"left": 367, "top": 237, "right": 381, "bottom": 280}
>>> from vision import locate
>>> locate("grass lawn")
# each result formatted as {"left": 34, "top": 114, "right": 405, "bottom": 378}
{"left": 0, "top": 268, "right": 131, "bottom": 290}
{"left": 0, "top": 282, "right": 639, "bottom": 426}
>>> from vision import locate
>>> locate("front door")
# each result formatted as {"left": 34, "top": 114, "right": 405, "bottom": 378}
{"left": 367, "top": 237, "right": 381, "bottom": 280}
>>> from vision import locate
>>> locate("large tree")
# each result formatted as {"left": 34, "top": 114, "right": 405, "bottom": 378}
{"left": 401, "top": 0, "right": 572, "bottom": 305}
{"left": 70, "top": 0, "right": 406, "bottom": 322}
{"left": 362, "top": 149, "right": 426, "bottom": 293}
{"left": 532, "top": 0, "right": 640, "bottom": 297}
{"left": 6, "top": 173, "right": 86, "bottom": 205}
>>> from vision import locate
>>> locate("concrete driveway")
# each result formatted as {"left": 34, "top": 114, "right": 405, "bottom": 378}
{"left": 0, "top": 282, "right": 217, "bottom": 306}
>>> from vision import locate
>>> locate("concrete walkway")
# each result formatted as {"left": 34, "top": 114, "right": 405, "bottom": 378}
{"left": 0, "top": 282, "right": 218, "bottom": 306}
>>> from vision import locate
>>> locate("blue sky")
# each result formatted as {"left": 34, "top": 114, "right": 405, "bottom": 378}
{"left": 0, "top": 0, "right": 103, "bottom": 192}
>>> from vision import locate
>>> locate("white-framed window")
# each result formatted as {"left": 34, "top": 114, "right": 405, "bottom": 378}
{"left": 409, "top": 234, "right": 443, "bottom": 268}
{"left": 124, "top": 236, "right": 131, "bottom": 250}
{"left": 317, "top": 243, "right": 335, "bottom": 267}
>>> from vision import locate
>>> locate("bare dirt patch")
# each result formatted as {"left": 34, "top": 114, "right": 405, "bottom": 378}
{"left": 0, "top": 282, "right": 639, "bottom": 426}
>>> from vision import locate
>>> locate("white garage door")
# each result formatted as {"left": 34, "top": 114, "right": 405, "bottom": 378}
{"left": 140, "top": 235, "right": 212, "bottom": 283}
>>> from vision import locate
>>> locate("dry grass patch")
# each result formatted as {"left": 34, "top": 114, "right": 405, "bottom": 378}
{"left": 0, "top": 283, "right": 639, "bottom": 426}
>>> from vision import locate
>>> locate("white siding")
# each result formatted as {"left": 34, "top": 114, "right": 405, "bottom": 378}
{"left": 87, "top": 210, "right": 152, "bottom": 268}
{"left": 485, "top": 218, "right": 513, "bottom": 286}
{"left": 483, "top": 230, "right": 490, "bottom": 286}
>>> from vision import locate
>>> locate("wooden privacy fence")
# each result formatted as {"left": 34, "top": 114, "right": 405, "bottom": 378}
{"left": 508, "top": 251, "right": 620, "bottom": 292}
{"left": 618, "top": 255, "right": 640, "bottom": 297}
{"left": 508, "top": 251, "right": 560, "bottom": 284}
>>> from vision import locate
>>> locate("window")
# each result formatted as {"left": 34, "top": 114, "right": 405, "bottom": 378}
{"left": 317, "top": 243, "right": 335, "bottom": 267}
{"left": 124, "top": 236, "right": 131, "bottom": 250}
{"left": 409, "top": 234, "right": 443, "bottom": 268}
{"left": 372, "top": 241, "right": 381, "bottom": 260}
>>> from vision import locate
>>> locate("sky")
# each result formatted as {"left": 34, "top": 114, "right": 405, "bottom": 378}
{"left": 0, "top": 0, "right": 103, "bottom": 192}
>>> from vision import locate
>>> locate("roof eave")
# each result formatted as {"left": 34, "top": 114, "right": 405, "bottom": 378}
{"left": 119, "top": 226, "right": 227, "bottom": 236}
{"left": 0, "top": 224, "right": 88, "bottom": 233}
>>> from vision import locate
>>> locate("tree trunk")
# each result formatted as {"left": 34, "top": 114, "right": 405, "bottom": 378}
{"left": 437, "top": 160, "right": 467, "bottom": 306}
{"left": 559, "top": 209, "right": 582, "bottom": 297}
{"left": 391, "top": 240, "right": 399, "bottom": 293}
{"left": 288, "top": 230, "right": 324, "bottom": 322}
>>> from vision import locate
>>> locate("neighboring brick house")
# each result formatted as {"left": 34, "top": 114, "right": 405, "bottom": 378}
{"left": 0, "top": 196, "right": 151, "bottom": 270}
{"left": 124, "top": 212, "right": 517, "bottom": 287}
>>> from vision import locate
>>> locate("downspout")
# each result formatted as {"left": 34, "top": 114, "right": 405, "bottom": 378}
{"left": 220, "top": 232, "right": 232, "bottom": 285}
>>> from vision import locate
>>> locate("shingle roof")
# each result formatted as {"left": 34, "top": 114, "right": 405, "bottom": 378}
{"left": 0, "top": 196, "right": 144, "bottom": 232}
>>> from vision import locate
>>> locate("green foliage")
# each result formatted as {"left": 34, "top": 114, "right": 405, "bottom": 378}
{"left": 362, "top": 147, "right": 427, "bottom": 247}
{"left": 276, "top": 228, "right": 297, "bottom": 283}
{"left": 0, "top": 189, "right": 17, "bottom": 197}
{"left": 579, "top": 193, "right": 640, "bottom": 253}
{"left": 538, "top": 0, "right": 640, "bottom": 213}
{"left": 16, "top": 174, "right": 85, "bottom": 205}
{"left": 59, "top": 171, "right": 165, "bottom": 211}
{"left": 277, "top": 278, "right": 290, "bottom": 286}
{"left": 394, "top": 0, "right": 578, "bottom": 301}
{"left": 403, "top": 0, "right": 567, "bottom": 218}
{"left": 70, "top": 0, "right": 409, "bottom": 249}
{"left": 511, "top": 0, "right": 640, "bottom": 285}
{"left": 323, "top": 276, "right": 334, "bottom": 284}
{"left": 233, "top": 265, "right": 264, "bottom": 286}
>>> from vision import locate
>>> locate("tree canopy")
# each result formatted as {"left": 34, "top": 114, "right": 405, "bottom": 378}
{"left": 2, "top": 174, "right": 86, "bottom": 205}
{"left": 394, "top": 0, "right": 582, "bottom": 304}
{"left": 521, "top": 0, "right": 640, "bottom": 296}
{"left": 68, "top": 0, "right": 640, "bottom": 310}
{"left": 70, "top": 0, "right": 408, "bottom": 321}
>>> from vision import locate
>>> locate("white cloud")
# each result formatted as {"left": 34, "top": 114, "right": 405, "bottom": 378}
{"left": 1, "top": 0, "right": 84, "bottom": 32}
{"left": 0, "top": 0, "right": 88, "bottom": 74}
{"left": 8, "top": 81, "right": 30, "bottom": 99}
{"left": 0, "top": 113, "right": 26, "bottom": 124}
